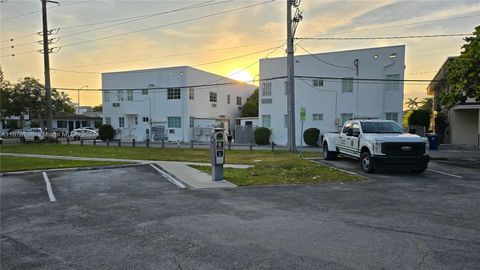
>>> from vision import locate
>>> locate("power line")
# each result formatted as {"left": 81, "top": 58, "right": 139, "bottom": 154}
{"left": 51, "top": 75, "right": 445, "bottom": 92}
{"left": 0, "top": 0, "right": 98, "bottom": 22}
{"left": 296, "top": 43, "right": 354, "bottom": 70}
{"left": 0, "top": 0, "right": 228, "bottom": 51}
{"left": 1, "top": 0, "right": 275, "bottom": 58}
{"left": 314, "top": 13, "right": 480, "bottom": 37}
{"left": 49, "top": 45, "right": 283, "bottom": 75}
{"left": 296, "top": 33, "right": 472, "bottom": 40}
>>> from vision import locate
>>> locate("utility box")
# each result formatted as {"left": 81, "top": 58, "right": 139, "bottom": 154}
{"left": 210, "top": 128, "right": 225, "bottom": 181}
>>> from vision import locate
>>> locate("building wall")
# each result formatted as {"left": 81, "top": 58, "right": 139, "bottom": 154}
{"left": 450, "top": 108, "right": 479, "bottom": 147}
{"left": 102, "top": 66, "right": 254, "bottom": 142}
{"left": 259, "top": 45, "right": 405, "bottom": 146}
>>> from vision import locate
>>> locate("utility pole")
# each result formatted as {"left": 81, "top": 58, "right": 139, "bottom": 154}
{"left": 286, "top": 0, "right": 302, "bottom": 151}
{"left": 41, "top": 0, "right": 59, "bottom": 134}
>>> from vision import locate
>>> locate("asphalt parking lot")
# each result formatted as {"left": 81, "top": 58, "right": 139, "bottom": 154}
{"left": 1, "top": 162, "right": 480, "bottom": 269}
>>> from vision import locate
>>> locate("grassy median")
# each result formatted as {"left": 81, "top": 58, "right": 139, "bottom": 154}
{"left": 0, "top": 144, "right": 361, "bottom": 185}
{"left": 191, "top": 158, "right": 361, "bottom": 186}
{"left": 0, "top": 156, "right": 129, "bottom": 172}
{"left": 0, "top": 144, "right": 320, "bottom": 164}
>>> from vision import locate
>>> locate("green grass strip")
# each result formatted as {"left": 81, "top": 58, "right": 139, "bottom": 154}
{"left": 0, "top": 156, "right": 129, "bottom": 172}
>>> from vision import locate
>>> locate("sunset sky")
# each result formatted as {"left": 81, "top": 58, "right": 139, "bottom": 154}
{"left": 1, "top": 0, "right": 479, "bottom": 107}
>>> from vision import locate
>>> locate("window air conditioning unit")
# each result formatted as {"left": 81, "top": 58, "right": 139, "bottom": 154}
{"left": 113, "top": 103, "right": 120, "bottom": 107}
{"left": 169, "top": 129, "right": 175, "bottom": 134}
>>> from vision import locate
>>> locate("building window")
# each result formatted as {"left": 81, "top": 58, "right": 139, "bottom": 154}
{"left": 143, "top": 117, "right": 149, "bottom": 122}
{"left": 262, "top": 115, "right": 271, "bottom": 128}
{"left": 117, "top": 90, "right": 124, "bottom": 101}
{"left": 227, "top": 94, "right": 230, "bottom": 104}
{"left": 312, "top": 113, "right": 323, "bottom": 121}
{"left": 57, "top": 121, "right": 67, "bottom": 128}
{"left": 127, "top": 90, "right": 133, "bottom": 101}
{"left": 262, "top": 82, "right": 272, "bottom": 96}
{"left": 313, "top": 79, "right": 324, "bottom": 87}
{"left": 142, "top": 89, "right": 148, "bottom": 95}
{"left": 189, "top": 117, "right": 194, "bottom": 128}
{"left": 105, "top": 117, "right": 111, "bottom": 125}
{"left": 119, "top": 117, "right": 124, "bottom": 128}
{"left": 209, "top": 92, "right": 217, "bottom": 102}
{"left": 167, "top": 88, "right": 181, "bottom": 99}
{"left": 342, "top": 78, "right": 353, "bottom": 92}
{"left": 236, "top": 96, "right": 242, "bottom": 105}
{"left": 284, "top": 114, "right": 288, "bottom": 128}
{"left": 104, "top": 92, "right": 110, "bottom": 102}
{"left": 386, "top": 74, "right": 400, "bottom": 91}
{"left": 112, "top": 103, "right": 120, "bottom": 107}
{"left": 385, "top": 112, "right": 399, "bottom": 122}
{"left": 134, "top": 117, "right": 138, "bottom": 125}
{"left": 189, "top": 88, "right": 194, "bottom": 100}
{"left": 167, "top": 116, "right": 181, "bottom": 128}
{"left": 261, "top": 98, "right": 272, "bottom": 104}
{"left": 340, "top": 113, "right": 353, "bottom": 125}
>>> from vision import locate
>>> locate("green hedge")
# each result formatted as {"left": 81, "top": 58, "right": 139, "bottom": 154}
{"left": 98, "top": 124, "right": 115, "bottom": 141}
{"left": 254, "top": 127, "right": 270, "bottom": 145}
{"left": 303, "top": 128, "right": 320, "bottom": 147}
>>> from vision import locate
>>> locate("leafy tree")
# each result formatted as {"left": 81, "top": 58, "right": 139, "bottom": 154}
{"left": 241, "top": 88, "right": 258, "bottom": 117}
{"left": 408, "top": 110, "right": 431, "bottom": 131}
{"left": 404, "top": 97, "right": 419, "bottom": 110}
{"left": 443, "top": 25, "right": 480, "bottom": 108}
{"left": 5, "top": 77, "right": 74, "bottom": 123}
{"left": 92, "top": 104, "right": 103, "bottom": 112}
{"left": 0, "top": 67, "right": 12, "bottom": 117}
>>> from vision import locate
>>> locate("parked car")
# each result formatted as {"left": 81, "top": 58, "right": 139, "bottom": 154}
{"left": 20, "top": 128, "right": 45, "bottom": 142}
{"left": 69, "top": 129, "right": 99, "bottom": 140}
{"left": 322, "top": 119, "right": 430, "bottom": 173}
{"left": 0, "top": 137, "right": 3, "bottom": 144}
{"left": 81, "top": 127, "right": 99, "bottom": 133}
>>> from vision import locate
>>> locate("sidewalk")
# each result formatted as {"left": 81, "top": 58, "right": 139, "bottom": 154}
{"left": 429, "top": 144, "right": 480, "bottom": 160}
{"left": 0, "top": 153, "right": 249, "bottom": 189}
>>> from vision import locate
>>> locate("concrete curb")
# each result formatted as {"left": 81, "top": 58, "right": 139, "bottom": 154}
{"left": 0, "top": 163, "right": 143, "bottom": 177}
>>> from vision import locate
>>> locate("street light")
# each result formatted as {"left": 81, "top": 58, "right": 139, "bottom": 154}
{"left": 77, "top": 85, "right": 88, "bottom": 114}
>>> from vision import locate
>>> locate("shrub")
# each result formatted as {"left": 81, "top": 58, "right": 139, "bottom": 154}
{"left": 408, "top": 109, "right": 431, "bottom": 131}
{"left": 98, "top": 124, "right": 115, "bottom": 141}
{"left": 303, "top": 128, "right": 320, "bottom": 147}
{"left": 254, "top": 127, "right": 270, "bottom": 145}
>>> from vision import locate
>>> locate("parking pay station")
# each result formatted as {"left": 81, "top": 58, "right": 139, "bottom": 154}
{"left": 210, "top": 128, "right": 225, "bottom": 181}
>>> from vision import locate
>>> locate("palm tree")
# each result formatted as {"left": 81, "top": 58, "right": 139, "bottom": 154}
{"left": 419, "top": 97, "right": 433, "bottom": 111}
{"left": 404, "top": 97, "right": 419, "bottom": 110}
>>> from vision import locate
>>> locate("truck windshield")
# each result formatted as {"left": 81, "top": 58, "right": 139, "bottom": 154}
{"left": 361, "top": 122, "right": 405, "bottom": 133}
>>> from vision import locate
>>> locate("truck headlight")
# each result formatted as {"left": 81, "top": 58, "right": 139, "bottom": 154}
{"left": 373, "top": 141, "right": 384, "bottom": 155}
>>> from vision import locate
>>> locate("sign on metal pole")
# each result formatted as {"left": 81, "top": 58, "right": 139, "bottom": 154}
{"left": 300, "top": 107, "right": 306, "bottom": 122}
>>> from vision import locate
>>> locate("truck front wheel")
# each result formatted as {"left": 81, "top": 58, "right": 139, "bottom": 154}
{"left": 323, "top": 143, "right": 337, "bottom": 160}
{"left": 360, "top": 151, "right": 375, "bottom": 173}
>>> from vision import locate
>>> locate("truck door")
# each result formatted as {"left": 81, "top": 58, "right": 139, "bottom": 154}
{"left": 349, "top": 122, "right": 361, "bottom": 157}
{"left": 338, "top": 122, "right": 352, "bottom": 152}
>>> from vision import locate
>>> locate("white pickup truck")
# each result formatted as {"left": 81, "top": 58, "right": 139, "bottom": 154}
{"left": 322, "top": 120, "right": 430, "bottom": 173}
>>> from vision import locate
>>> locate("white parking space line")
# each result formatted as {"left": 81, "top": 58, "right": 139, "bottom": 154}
{"left": 149, "top": 164, "right": 186, "bottom": 189}
{"left": 42, "top": 172, "right": 57, "bottom": 202}
{"left": 427, "top": 169, "right": 463, "bottom": 179}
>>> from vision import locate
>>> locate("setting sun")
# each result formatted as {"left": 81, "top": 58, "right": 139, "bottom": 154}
{"left": 227, "top": 69, "right": 254, "bottom": 84}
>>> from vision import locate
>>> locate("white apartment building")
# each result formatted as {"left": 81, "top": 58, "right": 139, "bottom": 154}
{"left": 102, "top": 66, "right": 255, "bottom": 142}
{"left": 259, "top": 45, "right": 405, "bottom": 146}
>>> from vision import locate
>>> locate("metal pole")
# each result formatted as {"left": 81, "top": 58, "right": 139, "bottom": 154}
{"left": 41, "top": 0, "right": 53, "bottom": 134}
{"left": 286, "top": 0, "right": 296, "bottom": 151}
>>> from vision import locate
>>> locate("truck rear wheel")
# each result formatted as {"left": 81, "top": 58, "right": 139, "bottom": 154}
{"left": 360, "top": 151, "right": 375, "bottom": 173}
{"left": 411, "top": 165, "right": 427, "bottom": 173}
{"left": 323, "top": 143, "right": 337, "bottom": 160}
